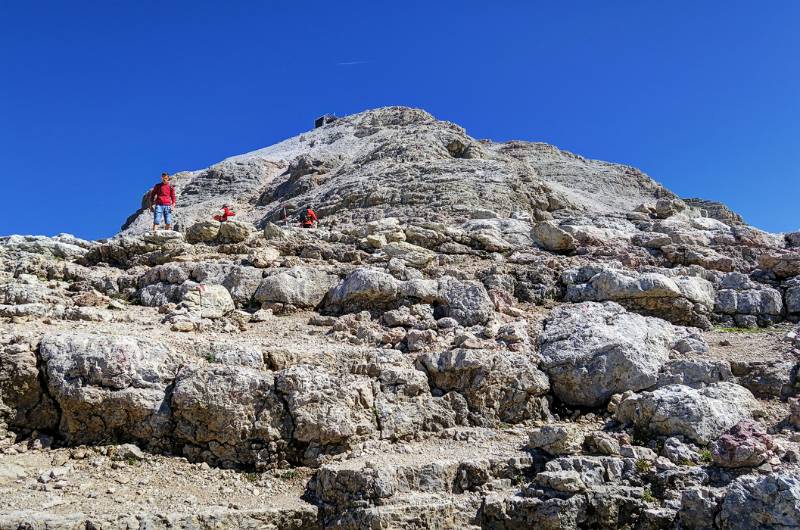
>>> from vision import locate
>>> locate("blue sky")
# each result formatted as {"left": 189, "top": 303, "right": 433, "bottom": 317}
{"left": 1, "top": 1, "right": 798, "bottom": 239}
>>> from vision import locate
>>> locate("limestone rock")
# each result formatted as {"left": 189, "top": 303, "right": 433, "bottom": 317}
{"left": 528, "top": 424, "right": 585, "bottom": 455}
{"left": 717, "top": 474, "right": 800, "bottom": 530}
{"left": 255, "top": 267, "right": 338, "bottom": 308}
{"left": 530, "top": 221, "right": 577, "bottom": 253}
{"left": 217, "top": 220, "right": 253, "bottom": 244}
{"left": 538, "top": 301, "right": 675, "bottom": 407}
{"left": 171, "top": 364, "right": 288, "bottom": 468}
{"left": 382, "top": 241, "right": 435, "bottom": 268}
{"left": 417, "top": 348, "right": 549, "bottom": 424}
{"left": 185, "top": 221, "right": 220, "bottom": 244}
{"left": 614, "top": 382, "right": 759, "bottom": 444}
{"left": 275, "top": 365, "right": 377, "bottom": 453}
{"left": 180, "top": 284, "right": 235, "bottom": 318}
{"left": 39, "top": 333, "right": 179, "bottom": 445}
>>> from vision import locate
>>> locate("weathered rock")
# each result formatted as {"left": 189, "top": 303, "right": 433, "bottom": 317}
{"left": 255, "top": 267, "right": 338, "bottom": 308}
{"left": 0, "top": 335, "right": 58, "bottom": 433}
{"left": 655, "top": 359, "right": 733, "bottom": 388}
{"left": 538, "top": 302, "right": 675, "bottom": 407}
{"left": 711, "top": 420, "right": 773, "bottom": 468}
{"left": 435, "top": 276, "right": 494, "bottom": 326}
{"left": 38, "top": 333, "right": 179, "bottom": 445}
{"left": 733, "top": 360, "right": 796, "bottom": 398}
{"left": 417, "top": 348, "right": 549, "bottom": 424}
{"left": 221, "top": 266, "right": 263, "bottom": 307}
{"left": 171, "top": 364, "right": 289, "bottom": 468}
{"left": 678, "top": 486, "right": 725, "bottom": 530}
{"left": 717, "top": 474, "right": 800, "bottom": 530}
{"left": 382, "top": 242, "right": 435, "bottom": 268}
{"left": 530, "top": 221, "right": 576, "bottom": 253}
{"left": 275, "top": 365, "right": 377, "bottom": 460}
{"left": 323, "top": 269, "right": 492, "bottom": 326}
{"left": 662, "top": 437, "right": 702, "bottom": 465}
{"left": 247, "top": 246, "right": 280, "bottom": 268}
{"left": 563, "top": 267, "right": 714, "bottom": 329}
{"left": 614, "top": 382, "right": 759, "bottom": 444}
{"left": 758, "top": 252, "right": 800, "bottom": 280}
{"left": 185, "top": 221, "right": 220, "bottom": 244}
{"left": 217, "top": 220, "right": 253, "bottom": 244}
{"left": 528, "top": 424, "right": 585, "bottom": 455}
{"left": 180, "top": 283, "right": 235, "bottom": 318}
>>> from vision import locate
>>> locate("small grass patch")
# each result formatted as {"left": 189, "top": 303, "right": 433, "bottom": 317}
{"left": 203, "top": 351, "right": 217, "bottom": 363}
{"left": 642, "top": 488, "right": 656, "bottom": 504}
{"left": 635, "top": 458, "right": 652, "bottom": 474}
{"left": 679, "top": 458, "right": 696, "bottom": 467}
{"left": 699, "top": 449, "right": 713, "bottom": 464}
{"left": 242, "top": 472, "right": 260, "bottom": 483}
{"left": 124, "top": 456, "right": 142, "bottom": 466}
{"left": 278, "top": 469, "right": 300, "bottom": 480}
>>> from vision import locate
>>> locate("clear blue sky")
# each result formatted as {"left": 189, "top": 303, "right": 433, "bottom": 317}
{"left": 1, "top": 1, "right": 798, "bottom": 239}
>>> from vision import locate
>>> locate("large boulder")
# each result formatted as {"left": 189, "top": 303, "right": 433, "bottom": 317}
{"left": 322, "top": 268, "right": 405, "bottom": 313}
{"left": 382, "top": 242, "right": 435, "bottom": 268}
{"left": 531, "top": 221, "right": 577, "bottom": 253}
{"left": 563, "top": 267, "right": 714, "bottom": 329}
{"left": 758, "top": 252, "right": 800, "bottom": 280}
{"left": 322, "top": 269, "right": 492, "bottom": 326}
{"left": 538, "top": 302, "right": 676, "bottom": 407}
{"left": 717, "top": 474, "right": 800, "bottom": 530}
{"left": 180, "top": 283, "right": 235, "bottom": 318}
{"left": 185, "top": 221, "right": 220, "bottom": 244}
{"left": 275, "top": 365, "right": 377, "bottom": 461}
{"left": 416, "top": 348, "right": 550, "bottom": 424}
{"left": 435, "top": 276, "right": 494, "bottom": 326}
{"left": 221, "top": 266, "right": 264, "bottom": 307}
{"left": 710, "top": 420, "right": 773, "bottom": 468}
{"left": 38, "top": 333, "right": 180, "bottom": 445}
{"left": 0, "top": 334, "right": 58, "bottom": 434}
{"left": 255, "top": 267, "right": 339, "bottom": 308}
{"left": 171, "top": 364, "right": 289, "bottom": 468}
{"left": 614, "top": 382, "right": 759, "bottom": 444}
{"left": 217, "top": 220, "right": 254, "bottom": 243}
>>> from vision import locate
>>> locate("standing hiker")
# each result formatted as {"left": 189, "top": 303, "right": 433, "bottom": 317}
{"left": 149, "top": 172, "right": 177, "bottom": 232}
{"left": 300, "top": 205, "right": 318, "bottom": 228}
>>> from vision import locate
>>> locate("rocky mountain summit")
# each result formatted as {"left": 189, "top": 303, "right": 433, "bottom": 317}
{"left": 1, "top": 106, "right": 800, "bottom": 529}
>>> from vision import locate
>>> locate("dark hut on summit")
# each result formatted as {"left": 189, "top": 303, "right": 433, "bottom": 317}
{"left": 314, "top": 114, "right": 337, "bottom": 128}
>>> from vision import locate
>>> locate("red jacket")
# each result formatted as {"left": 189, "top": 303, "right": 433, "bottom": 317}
{"left": 303, "top": 209, "right": 318, "bottom": 226}
{"left": 150, "top": 183, "right": 176, "bottom": 206}
{"left": 213, "top": 207, "right": 236, "bottom": 222}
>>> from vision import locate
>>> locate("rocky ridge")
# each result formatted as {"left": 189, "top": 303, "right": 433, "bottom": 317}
{"left": 1, "top": 106, "right": 800, "bottom": 529}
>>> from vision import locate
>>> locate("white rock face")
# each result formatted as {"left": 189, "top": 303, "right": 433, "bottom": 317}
{"left": 180, "top": 284, "right": 235, "bottom": 318}
{"left": 538, "top": 302, "right": 676, "bottom": 407}
{"left": 38, "top": 333, "right": 180, "bottom": 444}
{"left": 718, "top": 474, "right": 800, "bottom": 530}
{"left": 614, "top": 382, "right": 759, "bottom": 444}
{"left": 254, "top": 267, "right": 339, "bottom": 308}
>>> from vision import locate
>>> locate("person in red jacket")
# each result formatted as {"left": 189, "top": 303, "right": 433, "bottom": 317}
{"left": 301, "top": 206, "right": 318, "bottom": 228}
{"left": 213, "top": 204, "right": 236, "bottom": 222}
{"left": 149, "top": 172, "right": 177, "bottom": 232}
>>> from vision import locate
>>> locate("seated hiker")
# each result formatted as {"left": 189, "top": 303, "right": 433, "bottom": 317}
{"left": 149, "top": 172, "right": 177, "bottom": 232}
{"left": 300, "top": 205, "right": 318, "bottom": 228}
{"left": 213, "top": 204, "right": 236, "bottom": 222}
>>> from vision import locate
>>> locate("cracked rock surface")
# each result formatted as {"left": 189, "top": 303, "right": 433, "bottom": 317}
{"left": 1, "top": 106, "right": 800, "bottom": 528}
